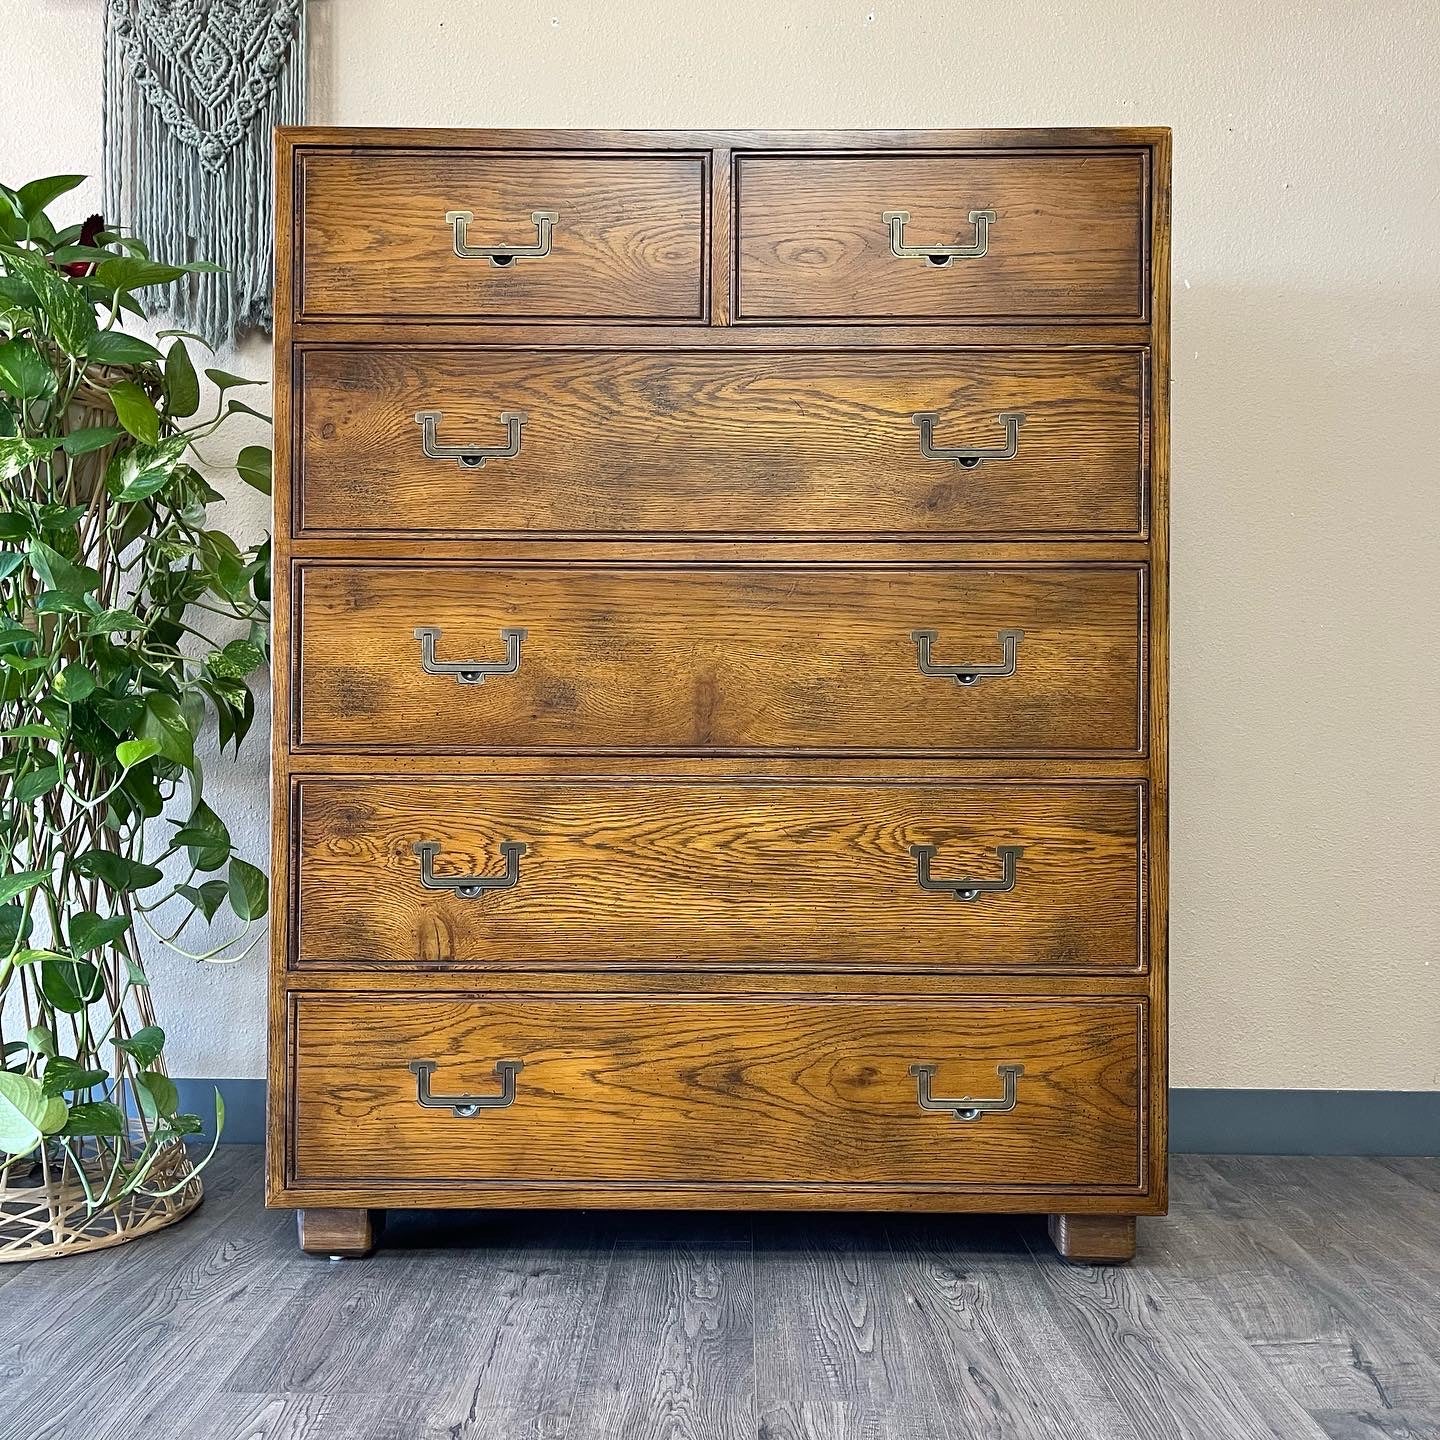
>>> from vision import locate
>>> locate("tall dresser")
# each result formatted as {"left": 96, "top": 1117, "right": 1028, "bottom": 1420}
{"left": 268, "top": 127, "right": 1170, "bottom": 1263}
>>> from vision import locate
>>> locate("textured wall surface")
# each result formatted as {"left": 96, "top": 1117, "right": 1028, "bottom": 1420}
{"left": 3, "top": 2, "right": 1437, "bottom": 1089}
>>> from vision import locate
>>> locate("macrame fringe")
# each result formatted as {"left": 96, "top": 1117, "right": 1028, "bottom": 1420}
{"left": 102, "top": 0, "right": 306, "bottom": 348}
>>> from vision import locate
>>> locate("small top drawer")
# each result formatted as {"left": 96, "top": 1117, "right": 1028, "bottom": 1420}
{"left": 296, "top": 149, "right": 707, "bottom": 321}
{"left": 735, "top": 151, "right": 1147, "bottom": 322}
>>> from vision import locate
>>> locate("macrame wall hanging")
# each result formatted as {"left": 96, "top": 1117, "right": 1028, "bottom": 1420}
{"left": 103, "top": 0, "right": 307, "bottom": 347}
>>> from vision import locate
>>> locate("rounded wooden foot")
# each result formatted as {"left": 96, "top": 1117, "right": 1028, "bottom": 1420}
{"left": 296, "top": 1207, "right": 384, "bottom": 1258}
{"left": 1048, "top": 1213, "right": 1136, "bottom": 1264}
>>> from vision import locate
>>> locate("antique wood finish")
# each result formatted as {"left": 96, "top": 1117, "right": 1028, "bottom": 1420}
{"left": 734, "top": 152, "right": 1147, "bottom": 322}
{"left": 292, "top": 777, "right": 1145, "bottom": 973}
{"left": 298, "top": 150, "right": 707, "bottom": 321}
{"left": 295, "top": 1206, "right": 381, "bottom": 1258}
{"left": 288, "top": 995, "right": 1145, "bottom": 1192}
{"left": 269, "top": 128, "right": 1172, "bottom": 1261}
{"left": 296, "top": 347, "right": 1147, "bottom": 539}
{"left": 294, "top": 562, "right": 1145, "bottom": 756}
{"left": 1047, "top": 1211, "right": 1137, "bottom": 1264}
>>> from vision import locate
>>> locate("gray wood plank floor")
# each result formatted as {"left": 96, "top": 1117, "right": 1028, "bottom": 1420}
{"left": 2, "top": 1150, "right": 1438, "bottom": 1440}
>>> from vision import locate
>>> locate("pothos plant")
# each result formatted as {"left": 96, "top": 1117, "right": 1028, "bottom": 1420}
{"left": 0, "top": 173, "right": 271, "bottom": 1216}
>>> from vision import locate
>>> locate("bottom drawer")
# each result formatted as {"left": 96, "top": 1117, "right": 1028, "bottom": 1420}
{"left": 290, "top": 994, "right": 1145, "bottom": 1193}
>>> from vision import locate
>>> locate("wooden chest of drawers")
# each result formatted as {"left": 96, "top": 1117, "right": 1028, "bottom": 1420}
{"left": 268, "top": 127, "right": 1170, "bottom": 1263}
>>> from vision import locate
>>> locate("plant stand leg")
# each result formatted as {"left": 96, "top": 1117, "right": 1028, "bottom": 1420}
{"left": 1047, "top": 1213, "right": 1136, "bottom": 1264}
{"left": 296, "top": 1208, "right": 383, "bottom": 1258}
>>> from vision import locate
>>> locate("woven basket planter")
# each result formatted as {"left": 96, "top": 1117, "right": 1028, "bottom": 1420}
{"left": 0, "top": 1139, "right": 202, "bottom": 1263}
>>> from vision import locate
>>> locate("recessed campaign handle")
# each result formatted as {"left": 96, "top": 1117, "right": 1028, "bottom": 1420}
{"left": 912, "top": 628, "right": 1022, "bottom": 686}
{"left": 883, "top": 208, "right": 996, "bottom": 265}
{"left": 913, "top": 411, "right": 1024, "bottom": 469}
{"left": 910, "top": 1063, "right": 1024, "bottom": 1122}
{"left": 408, "top": 1059, "right": 523, "bottom": 1117}
{"left": 413, "top": 840, "right": 526, "bottom": 899}
{"left": 413, "top": 410, "right": 526, "bottom": 469}
{"left": 413, "top": 625, "right": 526, "bottom": 685}
{"left": 446, "top": 208, "right": 558, "bottom": 264}
{"left": 911, "top": 843, "right": 1023, "bottom": 903}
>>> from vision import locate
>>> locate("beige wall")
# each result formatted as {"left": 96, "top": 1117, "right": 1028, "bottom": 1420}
{"left": 4, "top": 1, "right": 1438, "bottom": 1089}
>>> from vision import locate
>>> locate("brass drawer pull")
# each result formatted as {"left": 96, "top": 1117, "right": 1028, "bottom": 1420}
{"left": 913, "top": 410, "right": 1024, "bottom": 469}
{"left": 413, "top": 625, "right": 526, "bottom": 685}
{"left": 882, "top": 208, "right": 996, "bottom": 265}
{"left": 910, "top": 1062, "right": 1024, "bottom": 1122}
{"left": 413, "top": 840, "right": 527, "bottom": 899}
{"left": 912, "top": 627, "right": 1022, "bottom": 686}
{"left": 445, "top": 208, "right": 558, "bottom": 265}
{"left": 408, "top": 1059, "right": 523, "bottom": 1117}
{"left": 911, "top": 843, "right": 1023, "bottom": 902}
{"left": 414, "top": 409, "right": 526, "bottom": 468}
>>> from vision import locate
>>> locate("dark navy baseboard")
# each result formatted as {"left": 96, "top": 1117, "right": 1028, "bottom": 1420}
{"left": 179, "top": 1080, "right": 1440, "bottom": 1156}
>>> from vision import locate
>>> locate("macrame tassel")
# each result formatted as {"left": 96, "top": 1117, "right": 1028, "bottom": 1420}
{"left": 102, "top": 0, "right": 306, "bottom": 348}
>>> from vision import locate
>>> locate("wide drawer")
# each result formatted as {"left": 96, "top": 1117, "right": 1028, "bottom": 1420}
{"left": 296, "top": 348, "right": 1147, "bottom": 538}
{"left": 292, "top": 778, "right": 1144, "bottom": 972}
{"left": 289, "top": 994, "right": 1146, "bottom": 1191}
{"left": 296, "top": 150, "right": 706, "bottom": 320}
{"left": 294, "top": 563, "right": 1145, "bottom": 755}
{"left": 735, "top": 152, "right": 1147, "bottom": 322}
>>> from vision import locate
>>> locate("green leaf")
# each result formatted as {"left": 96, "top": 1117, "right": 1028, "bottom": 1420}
{"left": 173, "top": 800, "right": 230, "bottom": 871}
{"left": 0, "top": 722, "right": 60, "bottom": 740}
{"left": 61, "top": 1101, "right": 126, "bottom": 1138}
{"left": 25, "top": 1025, "right": 55, "bottom": 1058}
{"left": 206, "top": 637, "right": 265, "bottom": 680}
{"left": 7, "top": 249, "right": 98, "bottom": 354}
{"left": 92, "top": 256, "right": 185, "bottom": 293}
{"left": 106, "top": 432, "right": 187, "bottom": 501}
{"left": 60, "top": 424, "right": 122, "bottom": 456}
{"left": 0, "top": 1072, "right": 51, "bottom": 1155}
{"left": 204, "top": 367, "right": 262, "bottom": 392}
{"left": 27, "top": 538, "right": 99, "bottom": 596}
{"left": 0, "top": 511, "right": 29, "bottom": 540}
{"left": 16, "top": 174, "right": 85, "bottom": 218}
{"left": 163, "top": 338, "right": 200, "bottom": 417}
{"left": 41, "top": 1057, "right": 109, "bottom": 1098}
{"left": 33, "top": 590, "right": 89, "bottom": 617}
{"left": 0, "top": 869, "right": 46, "bottom": 906}
{"left": 0, "top": 337, "right": 57, "bottom": 402}
{"left": 236, "top": 444, "right": 271, "bottom": 495}
{"left": 136, "top": 1070, "right": 179, "bottom": 1121}
{"left": 227, "top": 857, "right": 268, "bottom": 921}
{"left": 10, "top": 948, "right": 68, "bottom": 967}
{"left": 108, "top": 380, "right": 160, "bottom": 445}
{"left": 86, "top": 607, "right": 144, "bottom": 636}
{"left": 116, "top": 736, "right": 162, "bottom": 770}
{"left": 116, "top": 1025, "right": 165, "bottom": 1067}
{"left": 0, "top": 436, "right": 62, "bottom": 482}
{"left": 68, "top": 910, "right": 130, "bottom": 956}
{"left": 0, "top": 550, "right": 21, "bottom": 579}
{"left": 139, "top": 692, "right": 194, "bottom": 768}
{"left": 52, "top": 662, "right": 96, "bottom": 703}
{"left": 40, "top": 956, "right": 102, "bottom": 1012}
{"left": 74, "top": 849, "right": 164, "bottom": 893}
{"left": 177, "top": 879, "right": 228, "bottom": 921}
{"left": 224, "top": 399, "right": 273, "bottom": 424}
{"left": 85, "top": 330, "right": 162, "bottom": 366}
{"left": 14, "top": 764, "right": 60, "bottom": 802}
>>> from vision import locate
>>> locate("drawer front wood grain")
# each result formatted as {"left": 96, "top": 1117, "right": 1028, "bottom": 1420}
{"left": 292, "top": 778, "right": 1144, "bottom": 972}
{"left": 290, "top": 995, "right": 1145, "bottom": 1191}
{"left": 297, "top": 348, "right": 1146, "bottom": 538}
{"left": 297, "top": 150, "right": 706, "bottom": 320}
{"left": 735, "top": 152, "right": 1147, "bottom": 322}
{"left": 295, "top": 563, "right": 1145, "bottom": 755}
